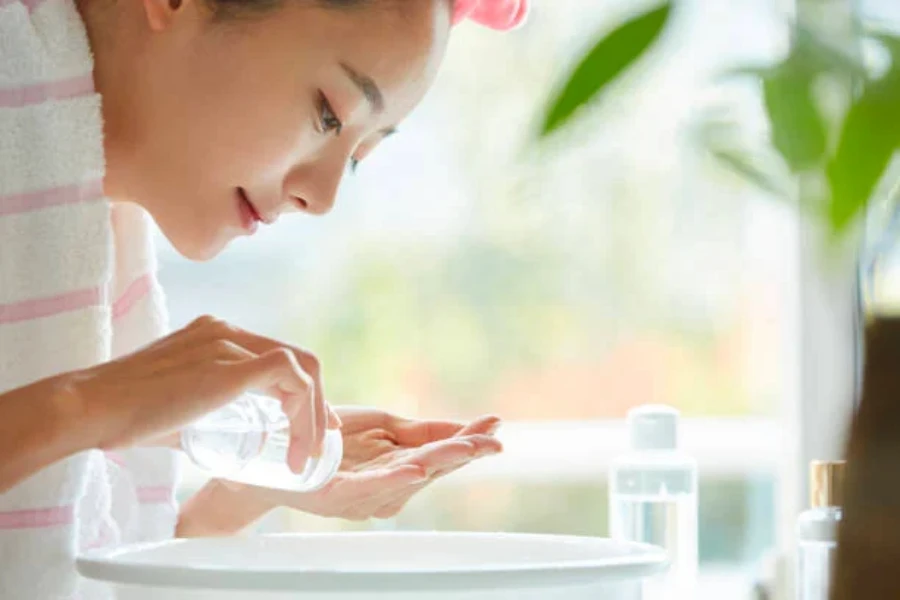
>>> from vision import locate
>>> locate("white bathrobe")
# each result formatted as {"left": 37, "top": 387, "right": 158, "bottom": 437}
{"left": 0, "top": 0, "right": 181, "bottom": 597}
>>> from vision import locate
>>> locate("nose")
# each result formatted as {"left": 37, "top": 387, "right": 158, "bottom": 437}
{"left": 281, "top": 155, "right": 346, "bottom": 217}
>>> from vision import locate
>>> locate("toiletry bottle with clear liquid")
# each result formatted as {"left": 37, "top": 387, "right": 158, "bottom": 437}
{"left": 181, "top": 392, "right": 343, "bottom": 492}
{"left": 796, "top": 460, "right": 845, "bottom": 600}
{"left": 609, "top": 405, "right": 698, "bottom": 599}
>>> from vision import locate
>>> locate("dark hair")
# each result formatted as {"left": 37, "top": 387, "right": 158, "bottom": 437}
{"left": 206, "top": 0, "right": 374, "bottom": 18}
{"left": 205, "top": 0, "right": 454, "bottom": 23}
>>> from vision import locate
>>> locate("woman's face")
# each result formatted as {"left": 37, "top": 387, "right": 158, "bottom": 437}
{"left": 91, "top": 0, "right": 451, "bottom": 260}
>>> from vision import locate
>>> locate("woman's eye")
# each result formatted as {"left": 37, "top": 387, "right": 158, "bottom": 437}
{"left": 349, "top": 158, "right": 360, "bottom": 173}
{"left": 318, "top": 94, "right": 343, "bottom": 136}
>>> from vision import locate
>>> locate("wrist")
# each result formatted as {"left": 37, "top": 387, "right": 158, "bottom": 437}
{"left": 0, "top": 375, "right": 93, "bottom": 492}
{"left": 49, "top": 368, "right": 110, "bottom": 451}
{"left": 176, "top": 479, "right": 274, "bottom": 538}
{"left": 42, "top": 374, "right": 96, "bottom": 455}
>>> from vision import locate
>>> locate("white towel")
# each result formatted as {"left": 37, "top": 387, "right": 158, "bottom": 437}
{"left": 0, "top": 1, "right": 180, "bottom": 598}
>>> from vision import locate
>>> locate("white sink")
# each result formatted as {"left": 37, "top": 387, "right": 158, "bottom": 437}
{"left": 77, "top": 531, "right": 668, "bottom": 599}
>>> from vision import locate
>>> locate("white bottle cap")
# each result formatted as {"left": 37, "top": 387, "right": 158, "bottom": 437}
{"left": 628, "top": 404, "right": 680, "bottom": 451}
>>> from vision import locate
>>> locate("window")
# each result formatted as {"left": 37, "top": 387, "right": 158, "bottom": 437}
{"left": 159, "top": 1, "right": 800, "bottom": 597}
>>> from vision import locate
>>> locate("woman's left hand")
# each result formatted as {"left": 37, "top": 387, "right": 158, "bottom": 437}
{"left": 244, "top": 407, "right": 503, "bottom": 521}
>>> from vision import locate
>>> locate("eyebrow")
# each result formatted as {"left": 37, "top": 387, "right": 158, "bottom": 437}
{"left": 340, "top": 62, "right": 385, "bottom": 115}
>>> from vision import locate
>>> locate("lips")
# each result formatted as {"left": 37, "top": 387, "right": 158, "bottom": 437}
{"left": 237, "top": 187, "right": 263, "bottom": 233}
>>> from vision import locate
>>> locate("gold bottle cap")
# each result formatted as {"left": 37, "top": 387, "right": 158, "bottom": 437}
{"left": 810, "top": 460, "right": 846, "bottom": 509}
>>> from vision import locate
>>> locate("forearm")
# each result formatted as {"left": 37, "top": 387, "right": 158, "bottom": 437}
{"left": 0, "top": 376, "right": 91, "bottom": 493}
{"left": 175, "top": 479, "right": 273, "bottom": 538}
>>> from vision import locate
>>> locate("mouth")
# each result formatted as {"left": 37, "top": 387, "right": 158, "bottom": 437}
{"left": 237, "top": 187, "right": 264, "bottom": 234}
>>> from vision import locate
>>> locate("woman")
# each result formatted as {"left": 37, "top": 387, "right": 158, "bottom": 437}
{"left": 0, "top": 0, "right": 527, "bottom": 597}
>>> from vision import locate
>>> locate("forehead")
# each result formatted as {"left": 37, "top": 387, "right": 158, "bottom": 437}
{"left": 285, "top": 0, "right": 452, "bottom": 119}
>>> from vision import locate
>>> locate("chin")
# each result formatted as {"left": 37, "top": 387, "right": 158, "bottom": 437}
{"left": 160, "top": 225, "right": 228, "bottom": 263}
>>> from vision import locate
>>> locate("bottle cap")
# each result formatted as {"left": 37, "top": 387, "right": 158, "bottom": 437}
{"left": 628, "top": 404, "right": 679, "bottom": 451}
{"left": 810, "top": 460, "right": 846, "bottom": 508}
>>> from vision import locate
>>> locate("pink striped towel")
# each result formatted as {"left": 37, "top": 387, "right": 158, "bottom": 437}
{"left": 0, "top": 1, "right": 180, "bottom": 598}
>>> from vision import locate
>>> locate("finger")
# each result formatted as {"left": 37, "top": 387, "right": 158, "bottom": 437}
{"left": 455, "top": 415, "right": 503, "bottom": 437}
{"left": 306, "top": 357, "right": 327, "bottom": 459}
{"left": 404, "top": 435, "right": 501, "bottom": 483}
{"left": 372, "top": 448, "right": 492, "bottom": 518}
{"left": 230, "top": 348, "right": 316, "bottom": 473}
{"left": 181, "top": 337, "right": 255, "bottom": 368}
{"left": 404, "top": 439, "right": 478, "bottom": 473}
{"left": 460, "top": 434, "right": 504, "bottom": 455}
{"left": 372, "top": 445, "right": 497, "bottom": 519}
{"left": 327, "top": 406, "right": 342, "bottom": 430}
{"left": 430, "top": 439, "right": 502, "bottom": 480}
{"left": 213, "top": 325, "right": 328, "bottom": 461}
{"left": 366, "top": 437, "right": 503, "bottom": 521}
{"left": 392, "top": 418, "right": 467, "bottom": 447}
{"left": 321, "top": 407, "right": 393, "bottom": 438}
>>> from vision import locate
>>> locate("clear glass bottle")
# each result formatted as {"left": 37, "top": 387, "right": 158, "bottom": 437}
{"left": 796, "top": 460, "right": 845, "bottom": 600}
{"left": 609, "top": 405, "right": 698, "bottom": 599}
{"left": 181, "top": 392, "right": 343, "bottom": 492}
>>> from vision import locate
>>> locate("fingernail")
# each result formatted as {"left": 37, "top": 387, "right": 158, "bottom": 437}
{"left": 487, "top": 422, "right": 502, "bottom": 435}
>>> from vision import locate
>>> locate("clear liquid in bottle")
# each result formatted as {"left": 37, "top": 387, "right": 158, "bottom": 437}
{"left": 181, "top": 393, "right": 343, "bottom": 492}
{"left": 609, "top": 405, "right": 698, "bottom": 600}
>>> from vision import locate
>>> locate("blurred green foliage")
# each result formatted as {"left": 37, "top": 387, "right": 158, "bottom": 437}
{"left": 540, "top": 1, "right": 900, "bottom": 241}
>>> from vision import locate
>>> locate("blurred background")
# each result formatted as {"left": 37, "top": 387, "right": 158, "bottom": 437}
{"left": 155, "top": 0, "right": 900, "bottom": 598}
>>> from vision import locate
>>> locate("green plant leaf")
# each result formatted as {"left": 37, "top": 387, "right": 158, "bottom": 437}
{"left": 693, "top": 111, "right": 785, "bottom": 197}
{"left": 827, "top": 66, "right": 900, "bottom": 234}
{"left": 540, "top": 1, "right": 673, "bottom": 137}
{"left": 721, "top": 26, "right": 865, "bottom": 83}
{"left": 793, "top": 24, "right": 868, "bottom": 78}
{"left": 724, "top": 25, "right": 862, "bottom": 176}
{"left": 762, "top": 64, "right": 828, "bottom": 172}
{"left": 716, "top": 65, "right": 775, "bottom": 83}
{"left": 709, "top": 147, "right": 785, "bottom": 197}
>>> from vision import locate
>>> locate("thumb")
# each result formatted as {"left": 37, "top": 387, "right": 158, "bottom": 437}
{"left": 229, "top": 348, "right": 312, "bottom": 420}
{"left": 327, "top": 406, "right": 342, "bottom": 429}
{"left": 228, "top": 349, "right": 316, "bottom": 473}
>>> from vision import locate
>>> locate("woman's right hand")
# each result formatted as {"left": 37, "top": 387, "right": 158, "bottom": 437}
{"left": 64, "top": 315, "right": 334, "bottom": 472}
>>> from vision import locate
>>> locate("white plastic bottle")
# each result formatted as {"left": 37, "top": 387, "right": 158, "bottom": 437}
{"left": 796, "top": 460, "right": 844, "bottom": 600}
{"left": 609, "top": 405, "right": 698, "bottom": 599}
{"left": 181, "top": 392, "right": 343, "bottom": 492}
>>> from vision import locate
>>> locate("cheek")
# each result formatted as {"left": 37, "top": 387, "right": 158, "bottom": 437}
{"left": 147, "top": 40, "right": 309, "bottom": 186}
{"left": 181, "top": 81, "right": 307, "bottom": 182}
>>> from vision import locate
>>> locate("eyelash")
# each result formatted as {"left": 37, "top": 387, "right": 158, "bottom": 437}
{"left": 317, "top": 93, "right": 361, "bottom": 173}
{"left": 317, "top": 92, "right": 343, "bottom": 136}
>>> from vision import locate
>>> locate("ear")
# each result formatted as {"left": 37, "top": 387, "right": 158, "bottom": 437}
{"left": 141, "top": 0, "right": 186, "bottom": 32}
